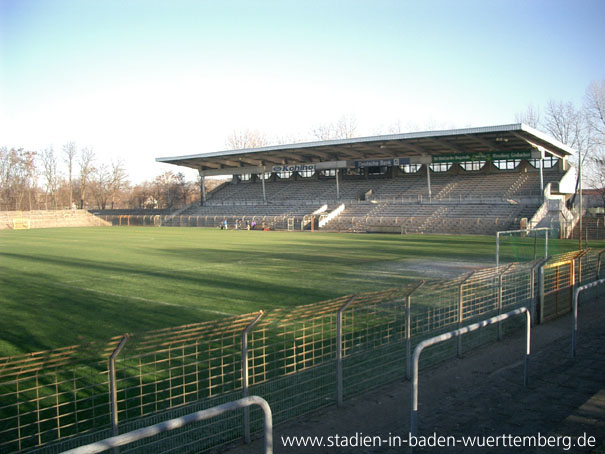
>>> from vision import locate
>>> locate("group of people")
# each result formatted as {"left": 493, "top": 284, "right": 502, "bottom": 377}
{"left": 219, "top": 219, "right": 256, "bottom": 230}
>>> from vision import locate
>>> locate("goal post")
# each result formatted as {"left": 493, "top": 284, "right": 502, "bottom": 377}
{"left": 496, "top": 227, "right": 556, "bottom": 267}
{"left": 12, "top": 218, "right": 31, "bottom": 230}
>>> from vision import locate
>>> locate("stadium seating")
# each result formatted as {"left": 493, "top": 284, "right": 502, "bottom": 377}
{"left": 85, "top": 164, "right": 564, "bottom": 235}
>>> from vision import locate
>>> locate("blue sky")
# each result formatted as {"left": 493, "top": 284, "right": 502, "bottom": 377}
{"left": 1, "top": 0, "right": 604, "bottom": 182}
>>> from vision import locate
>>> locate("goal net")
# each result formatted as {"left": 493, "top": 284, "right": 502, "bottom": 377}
{"left": 496, "top": 227, "right": 559, "bottom": 266}
{"left": 12, "top": 218, "right": 31, "bottom": 230}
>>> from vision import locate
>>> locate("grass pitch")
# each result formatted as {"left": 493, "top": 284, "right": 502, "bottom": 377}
{"left": 0, "top": 226, "right": 584, "bottom": 357}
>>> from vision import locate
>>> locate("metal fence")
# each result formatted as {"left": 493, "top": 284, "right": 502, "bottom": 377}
{"left": 96, "top": 214, "right": 306, "bottom": 231}
{"left": 96, "top": 213, "right": 523, "bottom": 236}
{"left": 1, "top": 249, "right": 602, "bottom": 454}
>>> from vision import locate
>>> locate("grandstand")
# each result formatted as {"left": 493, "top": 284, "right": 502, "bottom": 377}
{"left": 157, "top": 124, "right": 578, "bottom": 236}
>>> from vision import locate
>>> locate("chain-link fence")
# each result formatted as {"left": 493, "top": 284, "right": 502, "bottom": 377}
{"left": 1, "top": 249, "right": 602, "bottom": 454}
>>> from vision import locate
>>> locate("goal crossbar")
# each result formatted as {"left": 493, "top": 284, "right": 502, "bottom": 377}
{"left": 12, "top": 218, "right": 31, "bottom": 230}
{"left": 496, "top": 227, "right": 552, "bottom": 268}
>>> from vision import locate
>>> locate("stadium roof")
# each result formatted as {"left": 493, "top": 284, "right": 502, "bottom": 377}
{"left": 157, "top": 123, "right": 575, "bottom": 174}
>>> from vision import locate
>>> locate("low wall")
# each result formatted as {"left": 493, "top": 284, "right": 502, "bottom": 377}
{"left": 0, "top": 210, "right": 109, "bottom": 230}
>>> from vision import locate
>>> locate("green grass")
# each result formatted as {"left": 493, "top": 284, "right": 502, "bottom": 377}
{"left": 0, "top": 226, "right": 588, "bottom": 357}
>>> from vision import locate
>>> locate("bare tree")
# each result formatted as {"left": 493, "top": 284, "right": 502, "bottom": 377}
{"left": 91, "top": 164, "right": 111, "bottom": 209}
{"left": 515, "top": 104, "right": 541, "bottom": 128}
{"left": 78, "top": 147, "right": 95, "bottom": 208}
{"left": 311, "top": 115, "right": 358, "bottom": 140}
{"left": 128, "top": 182, "right": 154, "bottom": 209}
{"left": 585, "top": 80, "right": 605, "bottom": 141}
{"left": 0, "top": 147, "right": 31, "bottom": 210}
{"left": 539, "top": 98, "right": 598, "bottom": 196}
{"left": 584, "top": 80, "right": 605, "bottom": 206}
{"left": 109, "top": 160, "right": 129, "bottom": 209}
{"left": 63, "top": 142, "right": 77, "bottom": 208}
{"left": 11, "top": 152, "right": 29, "bottom": 210}
{"left": 152, "top": 171, "right": 189, "bottom": 209}
{"left": 387, "top": 120, "right": 404, "bottom": 134}
{"left": 311, "top": 123, "right": 334, "bottom": 141}
{"left": 334, "top": 114, "right": 357, "bottom": 139}
{"left": 40, "top": 147, "right": 59, "bottom": 209}
{"left": 226, "top": 129, "right": 268, "bottom": 149}
{"left": 543, "top": 100, "right": 587, "bottom": 151}
{"left": 23, "top": 150, "right": 37, "bottom": 210}
{"left": 0, "top": 147, "right": 12, "bottom": 210}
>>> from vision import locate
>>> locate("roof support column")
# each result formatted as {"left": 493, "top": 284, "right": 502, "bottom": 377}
{"left": 336, "top": 169, "right": 340, "bottom": 200}
{"left": 261, "top": 166, "right": 267, "bottom": 204}
{"left": 426, "top": 164, "right": 432, "bottom": 202}
{"left": 199, "top": 170, "right": 206, "bottom": 206}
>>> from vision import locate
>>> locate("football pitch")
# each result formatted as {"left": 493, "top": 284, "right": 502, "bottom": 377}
{"left": 0, "top": 226, "right": 586, "bottom": 357}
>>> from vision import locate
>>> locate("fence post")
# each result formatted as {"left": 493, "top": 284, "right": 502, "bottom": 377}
{"left": 457, "top": 281, "right": 464, "bottom": 357}
{"left": 597, "top": 250, "right": 605, "bottom": 280}
{"left": 539, "top": 264, "right": 546, "bottom": 324}
{"left": 457, "top": 272, "right": 473, "bottom": 357}
{"left": 337, "top": 296, "right": 356, "bottom": 408}
{"left": 109, "top": 334, "right": 129, "bottom": 454}
{"left": 497, "top": 264, "right": 514, "bottom": 340}
{"left": 496, "top": 231, "right": 500, "bottom": 268}
{"left": 572, "top": 278, "right": 605, "bottom": 358}
{"left": 405, "top": 293, "right": 412, "bottom": 380}
{"left": 405, "top": 281, "right": 425, "bottom": 381}
{"left": 530, "top": 258, "right": 549, "bottom": 326}
{"left": 497, "top": 269, "right": 504, "bottom": 340}
{"left": 241, "top": 311, "right": 264, "bottom": 443}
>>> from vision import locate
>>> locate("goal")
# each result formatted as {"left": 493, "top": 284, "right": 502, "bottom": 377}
{"left": 496, "top": 227, "right": 556, "bottom": 267}
{"left": 12, "top": 218, "right": 31, "bottom": 230}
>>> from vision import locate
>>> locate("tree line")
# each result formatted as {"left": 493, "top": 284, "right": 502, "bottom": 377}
{"left": 0, "top": 144, "right": 202, "bottom": 212}
{"left": 0, "top": 114, "right": 361, "bottom": 212}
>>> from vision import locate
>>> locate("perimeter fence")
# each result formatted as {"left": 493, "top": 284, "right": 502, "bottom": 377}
{"left": 0, "top": 249, "right": 602, "bottom": 454}
{"left": 96, "top": 213, "right": 522, "bottom": 235}
{"left": 96, "top": 214, "right": 305, "bottom": 231}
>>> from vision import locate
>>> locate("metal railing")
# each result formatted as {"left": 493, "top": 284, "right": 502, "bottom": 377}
{"left": 0, "top": 250, "right": 602, "bottom": 454}
{"left": 572, "top": 278, "right": 605, "bottom": 358}
{"left": 62, "top": 396, "right": 273, "bottom": 454}
{"left": 410, "top": 307, "right": 531, "bottom": 440}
